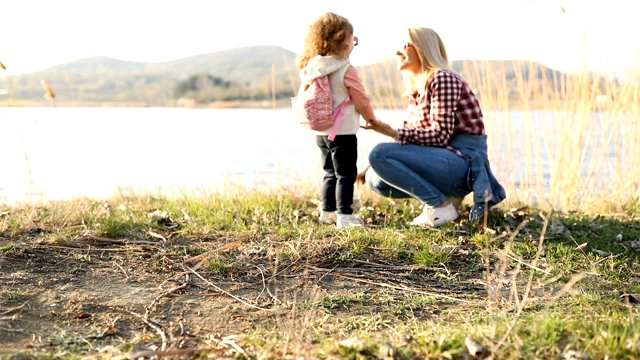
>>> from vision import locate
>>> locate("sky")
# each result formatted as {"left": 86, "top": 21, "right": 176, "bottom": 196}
{"left": 2, "top": 0, "right": 639, "bottom": 76}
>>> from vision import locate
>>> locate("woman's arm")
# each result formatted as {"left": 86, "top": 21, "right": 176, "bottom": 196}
{"left": 361, "top": 71, "right": 463, "bottom": 145}
{"left": 355, "top": 164, "right": 371, "bottom": 185}
{"left": 361, "top": 118, "right": 397, "bottom": 139}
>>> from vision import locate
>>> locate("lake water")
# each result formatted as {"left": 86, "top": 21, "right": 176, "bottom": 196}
{"left": 0, "top": 106, "right": 635, "bottom": 206}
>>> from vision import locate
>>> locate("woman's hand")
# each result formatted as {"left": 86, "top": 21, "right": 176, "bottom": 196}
{"left": 356, "top": 164, "right": 370, "bottom": 186}
{"left": 361, "top": 118, "right": 398, "bottom": 139}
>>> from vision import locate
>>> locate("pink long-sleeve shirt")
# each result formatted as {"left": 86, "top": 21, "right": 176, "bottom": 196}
{"left": 343, "top": 66, "right": 376, "bottom": 123}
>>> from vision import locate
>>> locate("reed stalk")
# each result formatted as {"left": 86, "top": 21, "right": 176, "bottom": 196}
{"left": 40, "top": 79, "right": 56, "bottom": 107}
{"left": 359, "top": 58, "right": 640, "bottom": 212}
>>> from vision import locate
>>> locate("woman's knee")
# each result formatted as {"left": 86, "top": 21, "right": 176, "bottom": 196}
{"left": 368, "top": 143, "right": 394, "bottom": 167}
{"left": 365, "top": 173, "right": 384, "bottom": 195}
{"left": 365, "top": 168, "right": 410, "bottom": 199}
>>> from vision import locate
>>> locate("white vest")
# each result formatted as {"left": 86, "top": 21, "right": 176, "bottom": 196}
{"left": 299, "top": 55, "right": 360, "bottom": 136}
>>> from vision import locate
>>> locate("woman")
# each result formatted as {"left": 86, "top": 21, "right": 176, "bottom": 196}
{"left": 359, "top": 27, "right": 505, "bottom": 227}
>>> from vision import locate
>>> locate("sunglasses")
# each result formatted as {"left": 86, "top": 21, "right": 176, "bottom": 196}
{"left": 353, "top": 36, "right": 359, "bottom": 47}
{"left": 396, "top": 42, "right": 415, "bottom": 55}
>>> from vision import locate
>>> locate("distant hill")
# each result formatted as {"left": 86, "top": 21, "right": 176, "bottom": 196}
{"left": 2, "top": 46, "right": 592, "bottom": 107}
{"left": 4, "top": 46, "right": 300, "bottom": 104}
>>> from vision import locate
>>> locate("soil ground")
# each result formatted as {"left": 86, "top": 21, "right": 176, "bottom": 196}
{"left": 0, "top": 231, "right": 484, "bottom": 359}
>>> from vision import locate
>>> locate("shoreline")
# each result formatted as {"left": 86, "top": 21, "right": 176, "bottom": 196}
{"left": 0, "top": 98, "right": 625, "bottom": 111}
{"left": 0, "top": 99, "right": 292, "bottom": 109}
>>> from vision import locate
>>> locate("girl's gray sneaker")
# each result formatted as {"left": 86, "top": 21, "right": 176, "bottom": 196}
{"left": 319, "top": 211, "right": 337, "bottom": 224}
{"left": 337, "top": 214, "right": 363, "bottom": 228}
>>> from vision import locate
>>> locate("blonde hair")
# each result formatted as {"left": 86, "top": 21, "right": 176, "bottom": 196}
{"left": 295, "top": 12, "right": 354, "bottom": 69}
{"left": 402, "top": 27, "right": 452, "bottom": 95}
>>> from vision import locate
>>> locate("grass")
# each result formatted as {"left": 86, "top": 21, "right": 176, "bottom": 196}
{"left": 1, "top": 48, "right": 639, "bottom": 358}
{"left": 1, "top": 190, "right": 639, "bottom": 359}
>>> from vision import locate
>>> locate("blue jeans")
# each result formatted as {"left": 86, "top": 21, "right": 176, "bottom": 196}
{"left": 366, "top": 142, "right": 471, "bottom": 206}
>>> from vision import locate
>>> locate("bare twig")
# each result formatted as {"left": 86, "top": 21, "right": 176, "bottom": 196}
{"left": 0, "top": 303, "right": 27, "bottom": 315}
{"left": 124, "top": 348, "right": 224, "bottom": 359}
{"left": 185, "top": 265, "right": 274, "bottom": 311}
{"left": 121, "top": 275, "right": 191, "bottom": 352}
{"left": 218, "top": 335, "right": 247, "bottom": 354}
{"left": 145, "top": 274, "right": 191, "bottom": 317}
{"left": 81, "top": 232, "right": 162, "bottom": 246}
{"left": 148, "top": 229, "right": 167, "bottom": 243}
{"left": 593, "top": 253, "right": 622, "bottom": 265}
{"left": 365, "top": 246, "right": 413, "bottom": 253}
{"left": 351, "top": 259, "right": 445, "bottom": 272}
{"left": 0, "top": 327, "right": 26, "bottom": 333}
{"left": 497, "top": 251, "right": 551, "bottom": 274}
{"left": 494, "top": 209, "right": 553, "bottom": 353}
{"left": 315, "top": 264, "right": 339, "bottom": 284}
{"left": 310, "top": 267, "right": 471, "bottom": 303}
{"left": 126, "top": 310, "right": 169, "bottom": 351}
{"left": 547, "top": 272, "right": 588, "bottom": 304}
{"left": 184, "top": 251, "right": 215, "bottom": 264}
{"left": 253, "top": 265, "right": 281, "bottom": 305}
{"left": 47, "top": 245, "right": 131, "bottom": 252}
{"left": 112, "top": 261, "right": 129, "bottom": 279}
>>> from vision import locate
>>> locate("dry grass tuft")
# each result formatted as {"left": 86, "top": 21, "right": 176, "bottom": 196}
{"left": 360, "top": 60, "right": 640, "bottom": 212}
{"left": 40, "top": 79, "right": 56, "bottom": 102}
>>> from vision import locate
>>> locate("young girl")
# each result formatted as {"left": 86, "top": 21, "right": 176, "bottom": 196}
{"left": 295, "top": 12, "right": 377, "bottom": 228}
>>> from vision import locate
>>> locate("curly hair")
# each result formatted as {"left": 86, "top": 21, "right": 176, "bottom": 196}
{"left": 295, "top": 12, "right": 354, "bottom": 69}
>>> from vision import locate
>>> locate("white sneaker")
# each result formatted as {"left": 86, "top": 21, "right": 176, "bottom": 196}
{"left": 408, "top": 203, "right": 459, "bottom": 227}
{"left": 352, "top": 196, "right": 362, "bottom": 211}
{"left": 319, "top": 211, "right": 337, "bottom": 224}
{"left": 450, "top": 196, "right": 464, "bottom": 211}
{"left": 337, "top": 214, "right": 364, "bottom": 228}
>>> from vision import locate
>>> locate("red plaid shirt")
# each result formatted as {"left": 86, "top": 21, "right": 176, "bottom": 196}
{"left": 396, "top": 70, "right": 484, "bottom": 154}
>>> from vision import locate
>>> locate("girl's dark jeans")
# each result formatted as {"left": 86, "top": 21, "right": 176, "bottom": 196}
{"left": 315, "top": 134, "right": 357, "bottom": 215}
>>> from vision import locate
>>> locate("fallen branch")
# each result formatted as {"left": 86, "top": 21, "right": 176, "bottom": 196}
{"left": 0, "top": 327, "right": 26, "bottom": 333}
{"left": 351, "top": 259, "right": 444, "bottom": 271}
{"left": 126, "top": 310, "right": 169, "bottom": 351}
{"left": 123, "top": 347, "right": 225, "bottom": 359}
{"left": 112, "top": 261, "right": 129, "bottom": 279}
{"left": 307, "top": 265, "right": 471, "bottom": 303}
{"left": 253, "top": 265, "right": 281, "bottom": 306}
{"left": 47, "top": 245, "right": 131, "bottom": 252}
{"left": 81, "top": 232, "right": 161, "bottom": 246}
{"left": 498, "top": 250, "right": 551, "bottom": 274}
{"left": 145, "top": 274, "right": 191, "bottom": 318}
{"left": 185, "top": 265, "right": 274, "bottom": 311}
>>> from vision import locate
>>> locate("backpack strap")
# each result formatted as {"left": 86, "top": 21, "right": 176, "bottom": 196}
{"left": 327, "top": 95, "right": 351, "bottom": 141}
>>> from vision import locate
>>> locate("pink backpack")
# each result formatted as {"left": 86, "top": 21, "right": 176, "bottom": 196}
{"left": 292, "top": 75, "right": 351, "bottom": 141}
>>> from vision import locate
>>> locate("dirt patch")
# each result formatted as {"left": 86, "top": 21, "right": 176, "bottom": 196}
{"left": 2, "top": 245, "right": 278, "bottom": 355}
{"left": 0, "top": 233, "right": 484, "bottom": 358}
